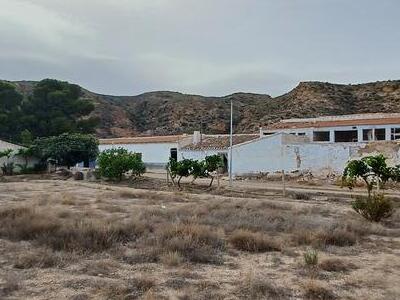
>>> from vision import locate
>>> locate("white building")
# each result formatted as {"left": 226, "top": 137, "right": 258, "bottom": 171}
{"left": 262, "top": 113, "right": 400, "bottom": 143}
{"left": 99, "top": 113, "right": 400, "bottom": 177}
{"left": 99, "top": 135, "right": 192, "bottom": 169}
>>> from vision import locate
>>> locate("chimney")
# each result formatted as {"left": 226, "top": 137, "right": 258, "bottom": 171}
{"left": 259, "top": 126, "right": 264, "bottom": 138}
{"left": 193, "top": 131, "right": 202, "bottom": 145}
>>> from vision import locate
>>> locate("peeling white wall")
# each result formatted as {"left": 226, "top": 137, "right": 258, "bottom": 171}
{"left": 230, "top": 133, "right": 400, "bottom": 177}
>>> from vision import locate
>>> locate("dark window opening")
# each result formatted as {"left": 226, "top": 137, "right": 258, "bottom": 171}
{"left": 375, "top": 128, "right": 386, "bottom": 141}
{"left": 170, "top": 148, "right": 178, "bottom": 161}
{"left": 363, "top": 129, "right": 373, "bottom": 141}
{"left": 219, "top": 153, "right": 228, "bottom": 173}
{"left": 334, "top": 130, "right": 358, "bottom": 142}
{"left": 298, "top": 132, "right": 306, "bottom": 136}
{"left": 313, "top": 131, "right": 330, "bottom": 142}
{"left": 263, "top": 132, "right": 275, "bottom": 136}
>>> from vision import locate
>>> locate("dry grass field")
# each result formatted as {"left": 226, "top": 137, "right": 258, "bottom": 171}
{"left": 0, "top": 178, "right": 399, "bottom": 299}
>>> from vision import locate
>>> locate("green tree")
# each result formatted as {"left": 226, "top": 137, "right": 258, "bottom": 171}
{"left": 97, "top": 148, "right": 146, "bottom": 181}
{"left": 0, "top": 82, "right": 23, "bottom": 142}
{"left": 342, "top": 154, "right": 398, "bottom": 222}
{"left": 21, "top": 79, "right": 98, "bottom": 138}
{"left": 0, "top": 149, "right": 15, "bottom": 175}
{"left": 32, "top": 133, "right": 99, "bottom": 168}
{"left": 167, "top": 155, "right": 223, "bottom": 188}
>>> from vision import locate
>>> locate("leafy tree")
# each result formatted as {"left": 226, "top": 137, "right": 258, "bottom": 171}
{"left": 97, "top": 148, "right": 146, "bottom": 181}
{"left": 21, "top": 79, "right": 98, "bottom": 138}
{"left": 32, "top": 133, "right": 99, "bottom": 168}
{"left": 167, "top": 155, "right": 223, "bottom": 188}
{"left": 0, "top": 82, "right": 23, "bottom": 142}
{"left": 342, "top": 154, "right": 398, "bottom": 222}
{"left": 342, "top": 154, "right": 394, "bottom": 196}
{"left": 16, "top": 147, "right": 35, "bottom": 172}
{"left": 0, "top": 149, "right": 15, "bottom": 175}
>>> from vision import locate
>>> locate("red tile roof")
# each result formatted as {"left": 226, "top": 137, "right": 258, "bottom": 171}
{"left": 99, "top": 135, "right": 188, "bottom": 145}
{"left": 181, "top": 134, "right": 259, "bottom": 151}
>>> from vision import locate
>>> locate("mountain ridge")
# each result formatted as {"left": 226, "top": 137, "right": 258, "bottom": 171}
{"left": 4, "top": 79, "right": 400, "bottom": 138}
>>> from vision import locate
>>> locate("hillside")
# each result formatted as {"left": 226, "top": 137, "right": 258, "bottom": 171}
{"left": 8, "top": 80, "right": 400, "bottom": 138}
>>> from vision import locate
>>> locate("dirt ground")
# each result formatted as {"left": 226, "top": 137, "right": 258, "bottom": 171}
{"left": 0, "top": 176, "right": 399, "bottom": 300}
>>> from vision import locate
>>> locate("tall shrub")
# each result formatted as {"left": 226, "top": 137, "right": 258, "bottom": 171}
{"left": 97, "top": 148, "right": 145, "bottom": 181}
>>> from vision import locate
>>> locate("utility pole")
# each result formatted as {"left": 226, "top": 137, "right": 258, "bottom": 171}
{"left": 229, "top": 99, "right": 233, "bottom": 187}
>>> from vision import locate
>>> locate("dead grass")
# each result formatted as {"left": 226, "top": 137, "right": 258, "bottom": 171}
{"left": 160, "top": 251, "right": 184, "bottom": 267}
{"left": 302, "top": 280, "right": 336, "bottom": 300}
{"left": 319, "top": 258, "right": 356, "bottom": 272}
{"left": 0, "top": 204, "right": 149, "bottom": 252}
{"left": 95, "top": 276, "right": 156, "bottom": 299}
{"left": 0, "top": 179, "right": 399, "bottom": 299}
{"left": 0, "top": 272, "right": 21, "bottom": 298}
{"left": 155, "top": 223, "right": 225, "bottom": 264}
{"left": 229, "top": 229, "right": 281, "bottom": 252}
{"left": 237, "top": 272, "right": 290, "bottom": 299}
{"left": 13, "top": 248, "right": 68, "bottom": 269}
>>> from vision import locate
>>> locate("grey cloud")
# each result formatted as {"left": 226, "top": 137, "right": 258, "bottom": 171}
{"left": 1, "top": 0, "right": 399, "bottom": 96}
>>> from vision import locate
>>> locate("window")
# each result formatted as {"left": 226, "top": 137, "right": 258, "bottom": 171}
{"left": 170, "top": 148, "right": 177, "bottom": 161}
{"left": 391, "top": 128, "right": 400, "bottom": 140}
{"left": 298, "top": 132, "right": 306, "bottom": 136}
{"left": 375, "top": 128, "right": 386, "bottom": 141}
{"left": 363, "top": 129, "right": 373, "bottom": 141}
{"left": 334, "top": 130, "right": 358, "bottom": 142}
{"left": 313, "top": 131, "right": 330, "bottom": 142}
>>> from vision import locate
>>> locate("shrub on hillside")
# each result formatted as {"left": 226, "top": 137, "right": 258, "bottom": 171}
{"left": 97, "top": 148, "right": 146, "bottom": 181}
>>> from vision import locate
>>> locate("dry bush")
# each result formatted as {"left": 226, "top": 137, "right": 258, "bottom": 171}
{"left": 61, "top": 193, "right": 78, "bottom": 205}
{"left": 315, "top": 227, "right": 357, "bottom": 247}
{"left": 95, "top": 276, "right": 155, "bottom": 299}
{"left": 155, "top": 223, "right": 225, "bottom": 264}
{"left": 0, "top": 272, "right": 21, "bottom": 298}
{"left": 229, "top": 229, "right": 281, "bottom": 252}
{"left": 293, "top": 226, "right": 357, "bottom": 248}
{"left": 319, "top": 258, "right": 356, "bottom": 272}
{"left": 160, "top": 251, "right": 184, "bottom": 267}
{"left": 237, "top": 273, "right": 290, "bottom": 299}
{"left": 80, "top": 259, "right": 120, "bottom": 276}
{"left": 302, "top": 280, "right": 336, "bottom": 300}
{"left": 0, "top": 204, "right": 149, "bottom": 252}
{"left": 13, "top": 248, "right": 67, "bottom": 269}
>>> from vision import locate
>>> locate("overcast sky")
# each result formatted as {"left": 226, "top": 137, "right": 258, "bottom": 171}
{"left": 1, "top": 0, "right": 399, "bottom": 96}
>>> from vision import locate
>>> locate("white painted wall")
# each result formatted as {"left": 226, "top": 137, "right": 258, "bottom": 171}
{"left": 230, "top": 133, "right": 400, "bottom": 177}
{"left": 230, "top": 134, "right": 286, "bottom": 175}
{"left": 99, "top": 143, "right": 178, "bottom": 166}
{"left": 178, "top": 149, "right": 224, "bottom": 161}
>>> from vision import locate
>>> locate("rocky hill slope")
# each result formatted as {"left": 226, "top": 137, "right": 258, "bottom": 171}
{"left": 9, "top": 80, "right": 400, "bottom": 137}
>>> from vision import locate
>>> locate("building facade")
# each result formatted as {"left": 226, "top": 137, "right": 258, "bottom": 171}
{"left": 262, "top": 113, "right": 400, "bottom": 143}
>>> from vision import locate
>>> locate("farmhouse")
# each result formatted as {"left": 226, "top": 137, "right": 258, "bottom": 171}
{"left": 99, "top": 113, "right": 400, "bottom": 177}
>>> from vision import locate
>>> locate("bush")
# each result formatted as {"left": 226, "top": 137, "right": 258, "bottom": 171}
{"left": 229, "top": 229, "right": 281, "bottom": 252}
{"left": 352, "top": 194, "right": 394, "bottom": 222}
{"left": 319, "top": 258, "right": 355, "bottom": 272}
{"left": 97, "top": 148, "right": 146, "bottom": 181}
{"left": 156, "top": 223, "right": 225, "bottom": 264}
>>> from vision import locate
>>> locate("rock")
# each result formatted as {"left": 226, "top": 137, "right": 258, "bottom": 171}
{"left": 74, "top": 172, "right": 84, "bottom": 180}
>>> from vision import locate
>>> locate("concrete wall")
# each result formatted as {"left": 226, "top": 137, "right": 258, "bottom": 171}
{"left": 99, "top": 142, "right": 178, "bottom": 167}
{"left": 230, "top": 133, "right": 400, "bottom": 177}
